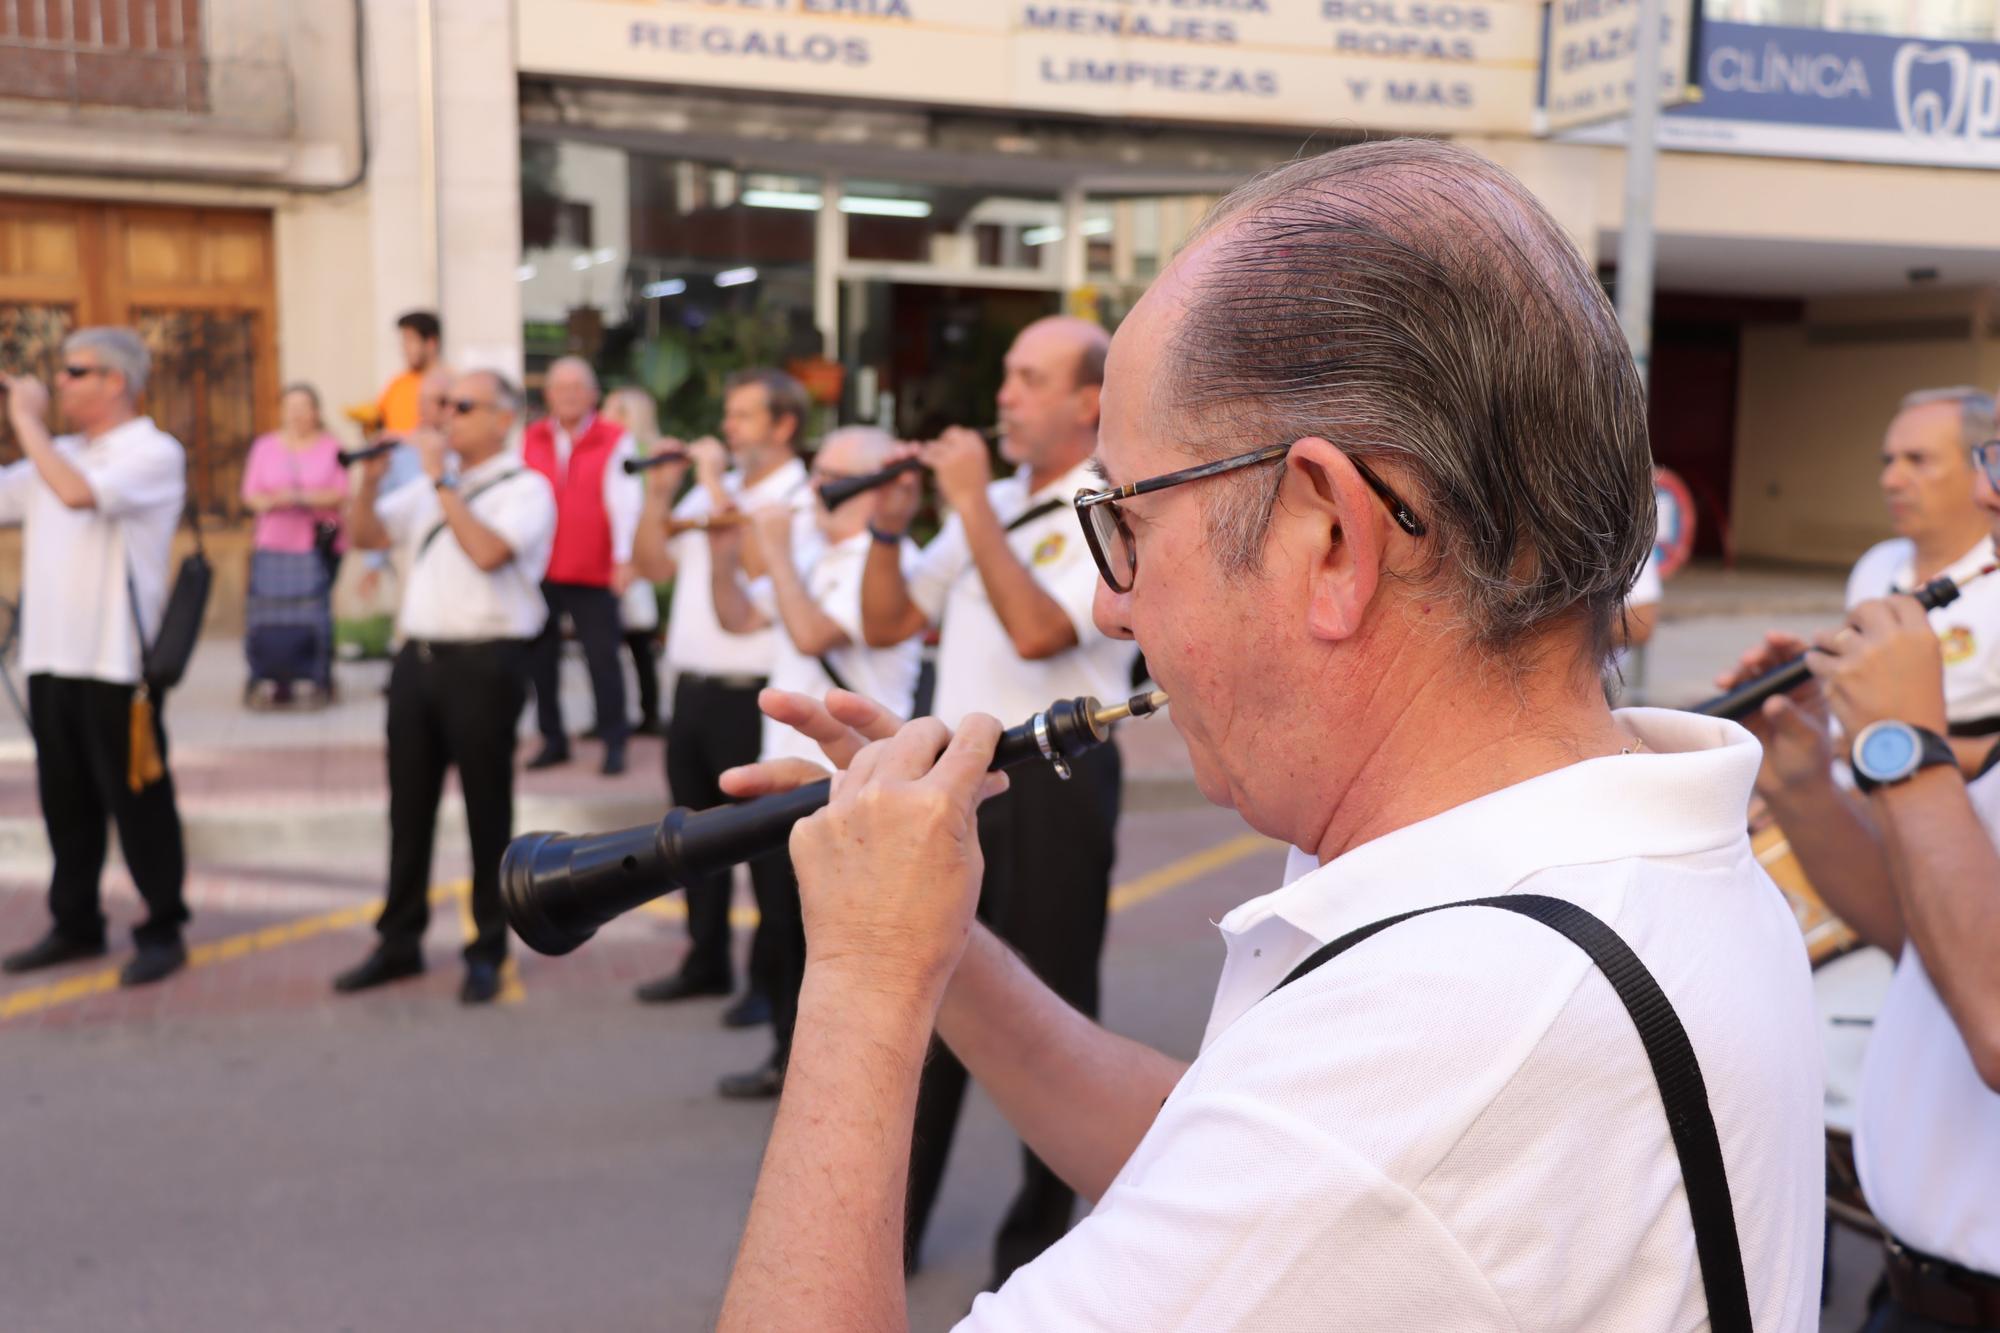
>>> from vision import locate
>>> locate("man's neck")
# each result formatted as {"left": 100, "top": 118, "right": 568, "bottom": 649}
{"left": 1303, "top": 631, "right": 1627, "bottom": 865}
{"left": 458, "top": 443, "right": 506, "bottom": 472}
{"left": 742, "top": 446, "right": 796, "bottom": 488}
{"left": 556, "top": 412, "right": 590, "bottom": 438}
{"left": 1911, "top": 520, "right": 1989, "bottom": 582}
{"left": 1027, "top": 438, "right": 1094, "bottom": 493}
{"left": 82, "top": 408, "right": 139, "bottom": 442}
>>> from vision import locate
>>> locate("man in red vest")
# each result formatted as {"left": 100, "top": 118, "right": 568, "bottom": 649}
{"left": 522, "top": 356, "right": 642, "bottom": 776}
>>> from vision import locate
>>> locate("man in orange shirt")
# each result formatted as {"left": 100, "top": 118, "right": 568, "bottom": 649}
{"left": 373, "top": 311, "right": 442, "bottom": 437}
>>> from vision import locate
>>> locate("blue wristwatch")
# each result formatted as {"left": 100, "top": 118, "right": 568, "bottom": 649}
{"left": 1850, "top": 720, "right": 1954, "bottom": 795}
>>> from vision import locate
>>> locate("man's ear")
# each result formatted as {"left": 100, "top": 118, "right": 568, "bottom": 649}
{"left": 1272, "top": 437, "right": 1388, "bottom": 643}
{"left": 1077, "top": 382, "right": 1103, "bottom": 432}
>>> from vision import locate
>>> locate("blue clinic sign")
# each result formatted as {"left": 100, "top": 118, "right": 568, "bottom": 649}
{"left": 1571, "top": 20, "right": 2000, "bottom": 166}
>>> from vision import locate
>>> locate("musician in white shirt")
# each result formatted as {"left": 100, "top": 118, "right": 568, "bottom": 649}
{"left": 0, "top": 328, "right": 191, "bottom": 987}
{"left": 1727, "top": 437, "right": 2000, "bottom": 1331}
{"left": 330, "top": 370, "right": 556, "bottom": 1006}
{"left": 715, "top": 141, "right": 1823, "bottom": 1331}
{"left": 703, "top": 425, "right": 921, "bottom": 1100}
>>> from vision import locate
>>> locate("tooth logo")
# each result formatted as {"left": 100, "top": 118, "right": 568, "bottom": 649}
{"left": 1893, "top": 42, "right": 1971, "bottom": 137}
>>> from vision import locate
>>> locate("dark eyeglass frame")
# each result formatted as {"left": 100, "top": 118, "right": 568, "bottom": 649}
{"left": 1073, "top": 442, "right": 1426, "bottom": 594}
{"left": 1975, "top": 439, "right": 2000, "bottom": 490}
{"left": 61, "top": 364, "right": 111, "bottom": 380}
{"left": 451, "top": 398, "right": 496, "bottom": 416}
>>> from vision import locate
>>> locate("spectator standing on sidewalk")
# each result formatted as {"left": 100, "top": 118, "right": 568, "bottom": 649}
{"left": 241, "top": 383, "right": 347, "bottom": 707}
{"left": 370, "top": 310, "right": 441, "bottom": 439}
{"left": 522, "top": 357, "right": 642, "bottom": 777}
{"left": 331, "top": 370, "right": 555, "bottom": 1006}
{"left": 0, "top": 329, "right": 191, "bottom": 987}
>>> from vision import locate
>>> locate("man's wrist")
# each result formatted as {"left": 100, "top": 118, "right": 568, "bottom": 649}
{"left": 1869, "top": 759, "right": 1964, "bottom": 811}
{"left": 868, "top": 523, "right": 906, "bottom": 544}
{"left": 804, "top": 955, "right": 951, "bottom": 1027}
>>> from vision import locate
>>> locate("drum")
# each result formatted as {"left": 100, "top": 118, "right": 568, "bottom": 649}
{"left": 1752, "top": 824, "right": 1860, "bottom": 965}
{"left": 1813, "top": 943, "right": 1893, "bottom": 1235}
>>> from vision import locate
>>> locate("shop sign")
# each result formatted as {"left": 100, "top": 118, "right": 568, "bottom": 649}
{"left": 516, "top": 0, "right": 1545, "bottom": 135}
{"left": 1539, "top": 0, "right": 1701, "bottom": 130}
{"left": 1567, "top": 21, "right": 2000, "bottom": 167}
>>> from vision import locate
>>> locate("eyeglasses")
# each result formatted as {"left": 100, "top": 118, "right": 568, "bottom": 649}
{"left": 1074, "top": 442, "right": 1426, "bottom": 594}
{"left": 430, "top": 394, "right": 454, "bottom": 409}
{"left": 451, "top": 399, "right": 495, "bottom": 416}
{"left": 61, "top": 364, "right": 110, "bottom": 380}
{"left": 1976, "top": 440, "right": 2000, "bottom": 490}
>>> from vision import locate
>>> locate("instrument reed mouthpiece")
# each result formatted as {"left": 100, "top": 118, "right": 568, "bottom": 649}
{"left": 1091, "top": 689, "right": 1169, "bottom": 729}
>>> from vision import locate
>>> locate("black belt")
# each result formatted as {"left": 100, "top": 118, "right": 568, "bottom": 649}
{"left": 677, "top": 671, "right": 768, "bottom": 691}
{"left": 405, "top": 637, "right": 529, "bottom": 659}
{"left": 1885, "top": 1237, "right": 2000, "bottom": 1328}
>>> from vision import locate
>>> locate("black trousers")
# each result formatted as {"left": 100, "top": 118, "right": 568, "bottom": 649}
{"left": 748, "top": 849, "right": 806, "bottom": 1059}
{"left": 379, "top": 639, "right": 530, "bottom": 966}
{"left": 663, "top": 674, "right": 766, "bottom": 988}
{"left": 530, "top": 582, "right": 628, "bottom": 748}
{"left": 903, "top": 742, "right": 1122, "bottom": 1284}
{"left": 27, "top": 674, "right": 188, "bottom": 948}
{"left": 1861, "top": 1298, "right": 1996, "bottom": 1332}
{"left": 624, "top": 630, "right": 660, "bottom": 727}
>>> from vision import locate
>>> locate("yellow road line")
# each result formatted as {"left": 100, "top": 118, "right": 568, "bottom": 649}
{"left": 0, "top": 881, "right": 469, "bottom": 1022}
{"left": 453, "top": 882, "right": 526, "bottom": 1004}
{"left": 0, "top": 830, "right": 1278, "bottom": 1024}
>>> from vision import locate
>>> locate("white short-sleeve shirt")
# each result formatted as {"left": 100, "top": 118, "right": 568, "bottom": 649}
{"left": 662, "top": 458, "right": 812, "bottom": 679}
{"left": 1847, "top": 535, "right": 2000, "bottom": 728}
{"left": 377, "top": 451, "right": 556, "bottom": 642}
{"left": 960, "top": 708, "right": 1825, "bottom": 1332}
{"left": 755, "top": 530, "right": 922, "bottom": 765}
{"left": 1855, "top": 761, "right": 2000, "bottom": 1274}
{"left": 911, "top": 459, "right": 1136, "bottom": 728}
{"left": 0, "top": 416, "right": 186, "bottom": 685}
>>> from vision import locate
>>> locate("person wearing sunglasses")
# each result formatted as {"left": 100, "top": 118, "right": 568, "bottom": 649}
{"left": 712, "top": 140, "right": 1823, "bottom": 1331}
{"left": 0, "top": 328, "right": 192, "bottom": 988}
{"left": 1843, "top": 388, "right": 2000, "bottom": 775}
{"left": 1714, "top": 437, "right": 2000, "bottom": 1331}
{"left": 332, "top": 370, "right": 556, "bottom": 1006}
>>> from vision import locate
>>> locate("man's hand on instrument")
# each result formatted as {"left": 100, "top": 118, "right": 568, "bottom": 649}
{"left": 1716, "top": 630, "right": 1835, "bottom": 794}
{"left": 750, "top": 503, "right": 794, "bottom": 555}
{"left": 1805, "top": 596, "right": 1948, "bottom": 738}
{"left": 719, "top": 688, "right": 907, "bottom": 798}
{"left": 642, "top": 440, "right": 689, "bottom": 503}
{"left": 2, "top": 373, "right": 50, "bottom": 431}
{"left": 688, "top": 436, "right": 730, "bottom": 490}
{"left": 872, "top": 444, "right": 924, "bottom": 535}
{"left": 921, "top": 427, "right": 992, "bottom": 512}
{"left": 411, "top": 427, "right": 450, "bottom": 483}
{"left": 789, "top": 715, "right": 1002, "bottom": 1002}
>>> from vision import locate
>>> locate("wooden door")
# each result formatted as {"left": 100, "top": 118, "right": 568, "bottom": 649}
{"left": 0, "top": 196, "right": 277, "bottom": 518}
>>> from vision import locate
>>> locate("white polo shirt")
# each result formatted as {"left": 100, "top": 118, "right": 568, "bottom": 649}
{"left": 1855, "top": 761, "right": 2000, "bottom": 1274}
{"left": 1847, "top": 535, "right": 2000, "bottom": 728}
{"left": 0, "top": 416, "right": 185, "bottom": 686}
{"left": 911, "top": 459, "right": 1135, "bottom": 728}
{"left": 962, "top": 708, "right": 1824, "bottom": 1332}
{"left": 377, "top": 452, "right": 556, "bottom": 643}
{"left": 753, "top": 530, "right": 922, "bottom": 765}
{"left": 662, "top": 458, "right": 811, "bottom": 680}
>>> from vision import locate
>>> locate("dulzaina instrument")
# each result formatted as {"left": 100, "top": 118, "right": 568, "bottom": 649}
{"left": 817, "top": 426, "right": 1003, "bottom": 509}
{"left": 621, "top": 450, "right": 691, "bottom": 475}
{"left": 1692, "top": 564, "right": 1998, "bottom": 720}
{"left": 336, "top": 439, "right": 399, "bottom": 468}
{"left": 500, "top": 689, "right": 1168, "bottom": 957}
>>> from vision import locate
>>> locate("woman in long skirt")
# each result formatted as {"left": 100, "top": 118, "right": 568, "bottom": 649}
{"left": 241, "top": 384, "right": 347, "bottom": 707}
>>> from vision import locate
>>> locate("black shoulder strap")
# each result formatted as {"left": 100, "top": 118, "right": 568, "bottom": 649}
{"left": 815, "top": 653, "right": 852, "bottom": 695}
{"left": 1975, "top": 738, "right": 2000, "bottom": 782}
{"left": 1004, "top": 497, "right": 1066, "bottom": 535}
{"left": 1270, "top": 894, "right": 1753, "bottom": 1333}
{"left": 419, "top": 469, "right": 524, "bottom": 557}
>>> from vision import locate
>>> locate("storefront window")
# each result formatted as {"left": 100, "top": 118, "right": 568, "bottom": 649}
{"left": 839, "top": 179, "right": 1063, "bottom": 275}
{"left": 1703, "top": 0, "right": 1999, "bottom": 39}
{"left": 521, "top": 140, "right": 821, "bottom": 436}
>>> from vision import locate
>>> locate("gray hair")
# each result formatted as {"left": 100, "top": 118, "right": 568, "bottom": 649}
{"left": 1166, "top": 139, "right": 1652, "bottom": 663}
{"left": 547, "top": 355, "right": 600, "bottom": 393}
{"left": 1899, "top": 386, "right": 1996, "bottom": 451}
{"left": 64, "top": 327, "right": 150, "bottom": 399}
{"left": 817, "top": 424, "right": 894, "bottom": 470}
{"left": 465, "top": 368, "right": 522, "bottom": 415}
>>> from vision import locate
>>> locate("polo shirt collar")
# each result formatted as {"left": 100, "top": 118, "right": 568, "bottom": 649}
{"left": 1205, "top": 708, "right": 1760, "bottom": 1036}
{"left": 740, "top": 456, "right": 806, "bottom": 504}
{"left": 462, "top": 449, "right": 522, "bottom": 486}
{"left": 1020, "top": 456, "right": 1098, "bottom": 505}
{"left": 81, "top": 415, "right": 155, "bottom": 450}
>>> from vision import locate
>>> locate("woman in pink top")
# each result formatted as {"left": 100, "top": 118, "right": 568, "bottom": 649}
{"left": 241, "top": 384, "right": 347, "bottom": 706}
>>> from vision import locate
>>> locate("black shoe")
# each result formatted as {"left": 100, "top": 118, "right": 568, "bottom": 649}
{"left": 717, "top": 1055, "right": 785, "bottom": 1100}
{"left": 333, "top": 947, "right": 425, "bottom": 993}
{"left": 634, "top": 971, "right": 732, "bottom": 1004}
{"left": 119, "top": 941, "right": 187, "bottom": 988}
{"left": 2, "top": 930, "right": 108, "bottom": 974}
{"left": 722, "top": 989, "right": 772, "bottom": 1029}
{"left": 460, "top": 961, "right": 502, "bottom": 1005}
{"left": 600, "top": 742, "right": 627, "bottom": 777}
{"left": 635, "top": 718, "right": 668, "bottom": 738}
{"left": 525, "top": 744, "right": 571, "bottom": 770}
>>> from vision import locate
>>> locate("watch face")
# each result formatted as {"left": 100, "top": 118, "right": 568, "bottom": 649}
{"left": 1856, "top": 724, "right": 1919, "bottom": 781}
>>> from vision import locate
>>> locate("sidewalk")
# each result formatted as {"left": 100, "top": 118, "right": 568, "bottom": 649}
{"left": 0, "top": 559, "right": 1849, "bottom": 871}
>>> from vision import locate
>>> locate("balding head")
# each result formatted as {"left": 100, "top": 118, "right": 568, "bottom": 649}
{"left": 813, "top": 425, "right": 897, "bottom": 542}
{"left": 1157, "top": 138, "right": 1650, "bottom": 664}
{"left": 997, "top": 316, "right": 1110, "bottom": 480}
{"left": 545, "top": 355, "right": 600, "bottom": 429}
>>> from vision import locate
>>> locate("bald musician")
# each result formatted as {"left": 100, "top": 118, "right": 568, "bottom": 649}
{"left": 1723, "top": 439, "right": 2000, "bottom": 1332}
{"left": 713, "top": 140, "right": 1823, "bottom": 1330}
{"left": 861, "top": 314, "right": 1136, "bottom": 1281}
